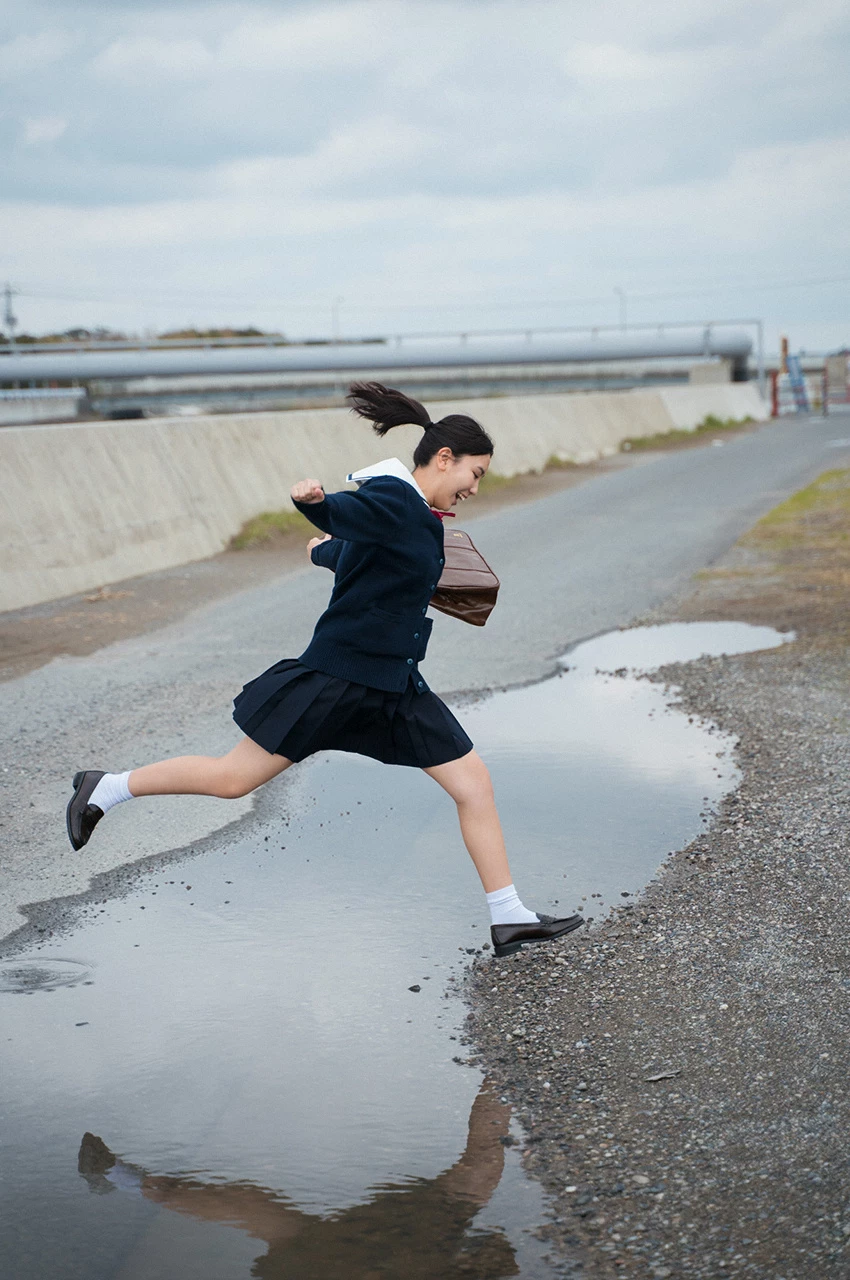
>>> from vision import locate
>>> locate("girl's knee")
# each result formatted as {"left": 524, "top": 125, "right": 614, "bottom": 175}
{"left": 459, "top": 754, "right": 495, "bottom": 805}
{"left": 214, "top": 739, "right": 289, "bottom": 798}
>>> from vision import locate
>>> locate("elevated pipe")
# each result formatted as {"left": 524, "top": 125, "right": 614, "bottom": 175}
{"left": 0, "top": 329, "right": 753, "bottom": 384}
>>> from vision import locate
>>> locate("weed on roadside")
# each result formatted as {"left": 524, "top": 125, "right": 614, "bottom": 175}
{"left": 229, "top": 510, "right": 313, "bottom": 549}
{"left": 621, "top": 413, "right": 755, "bottom": 453}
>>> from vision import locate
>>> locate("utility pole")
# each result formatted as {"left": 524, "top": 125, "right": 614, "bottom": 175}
{"left": 3, "top": 282, "right": 19, "bottom": 346}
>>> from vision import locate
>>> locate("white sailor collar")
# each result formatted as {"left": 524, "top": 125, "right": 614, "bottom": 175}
{"left": 346, "top": 457, "right": 429, "bottom": 505}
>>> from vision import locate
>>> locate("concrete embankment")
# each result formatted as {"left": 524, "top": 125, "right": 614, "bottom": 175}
{"left": 0, "top": 383, "right": 765, "bottom": 613}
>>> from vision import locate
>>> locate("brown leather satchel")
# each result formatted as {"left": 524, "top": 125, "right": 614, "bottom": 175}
{"left": 430, "top": 528, "right": 500, "bottom": 626}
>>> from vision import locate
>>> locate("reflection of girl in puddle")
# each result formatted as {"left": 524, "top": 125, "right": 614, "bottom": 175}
{"left": 78, "top": 1084, "right": 519, "bottom": 1278}
{"left": 67, "top": 384, "right": 581, "bottom": 956}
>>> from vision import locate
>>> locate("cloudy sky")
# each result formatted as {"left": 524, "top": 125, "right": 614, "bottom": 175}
{"left": 1, "top": 0, "right": 848, "bottom": 350}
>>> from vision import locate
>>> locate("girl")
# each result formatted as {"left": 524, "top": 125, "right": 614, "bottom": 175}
{"left": 66, "top": 383, "right": 582, "bottom": 958}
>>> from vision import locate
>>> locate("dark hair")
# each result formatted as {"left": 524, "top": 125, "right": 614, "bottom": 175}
{"left": 347, "top": 381, "right": 494, "bottom": 468}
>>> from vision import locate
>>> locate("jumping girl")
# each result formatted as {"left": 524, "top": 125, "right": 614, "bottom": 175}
{"left": 66, "top": 383, "right": 582, "bottom": 958}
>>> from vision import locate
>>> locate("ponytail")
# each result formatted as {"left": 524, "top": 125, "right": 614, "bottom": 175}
{"left": 347, "top": 381, "right": 494, "bottom": 468}
{"left": 347, "top": 382, "right": 432, "bottom": 435}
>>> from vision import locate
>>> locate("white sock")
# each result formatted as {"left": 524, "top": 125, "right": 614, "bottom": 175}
{"left": 88, "top": 771, "right": 134, "bottom": 814}
{"left": 486, "top": 884, "right": 539, "bottom": 926}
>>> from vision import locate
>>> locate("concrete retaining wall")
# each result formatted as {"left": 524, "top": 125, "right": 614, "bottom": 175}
{"left": 656, "top": 383, "right": 766, "bottom": 430}
{"left": 0, "top": 383, "right": 767, "bottom": 613}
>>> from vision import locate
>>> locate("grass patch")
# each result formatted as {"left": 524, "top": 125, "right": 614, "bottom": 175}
{"left": 745, "top": 469, "right": 850, "bottom": 553}
{"left": 229, "top": 509, "right": 313, "bottom": 549}
{"left": 751, "top": 468, "right": 850, "bottom": 531}
{"left": 621, "top": 413, "right": 754, "bottom": 453}
{"left": 679, "top": 466, "right": 850, "bottom": 645}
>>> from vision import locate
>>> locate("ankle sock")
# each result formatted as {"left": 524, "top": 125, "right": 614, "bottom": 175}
{"left": 486, "top": 884, "right": 539, "bottom": 926}
{"left": 88, "top": 771, "right": 134, "bottom": 814}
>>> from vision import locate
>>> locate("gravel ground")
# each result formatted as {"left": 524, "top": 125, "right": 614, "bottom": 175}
{"left": 465, "top": 469, "right": 850, "bottom": 1279}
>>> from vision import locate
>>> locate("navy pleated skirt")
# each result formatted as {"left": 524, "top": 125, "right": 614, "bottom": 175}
{"left": 232, "top": 659, "right": 473, "bottom": 768}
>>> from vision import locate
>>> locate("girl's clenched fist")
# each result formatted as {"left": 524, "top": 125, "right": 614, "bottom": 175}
{"left": 291, "top": 479, "right": 325, "bottom": 505}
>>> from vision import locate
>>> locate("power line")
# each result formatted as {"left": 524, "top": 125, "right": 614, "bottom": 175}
{"left": 9, "top": 271, "right": 850, "bottom": 319}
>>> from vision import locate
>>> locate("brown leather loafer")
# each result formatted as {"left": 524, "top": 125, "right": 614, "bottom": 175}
{"left": 66, "top": 770, "right": 106, "bottom": 851}
{"left": 490, "top": 912, "right": 584, "bottom": 958}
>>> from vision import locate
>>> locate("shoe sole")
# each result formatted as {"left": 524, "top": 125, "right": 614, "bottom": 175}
{"left": 493, "top": 916, "right": 585, "bottom": 958}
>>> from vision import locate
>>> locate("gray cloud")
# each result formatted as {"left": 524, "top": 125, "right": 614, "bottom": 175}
{"left": 2, "top": 0, "right": 848, "bottom": 346}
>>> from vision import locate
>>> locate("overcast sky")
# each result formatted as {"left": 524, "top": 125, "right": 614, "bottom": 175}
{"left": 1, "top": 0, "right": 848, "bottom": 350}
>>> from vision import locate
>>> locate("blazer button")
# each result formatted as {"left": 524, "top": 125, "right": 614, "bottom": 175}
{"left": 429, "top": 583, "right": 436, "bottom": 591}
{"left": 439, "top": 557, "right": 445, "bottom": 565}
{"left": 406, "top": 658, "right": 414, "bottom": 665}
{"left": 421, "top": 607, "right": 427, "bottom": 615}
{"left": 417, "top": 680, "right": 424, "bottom": 689}
{"left": 414, "top": 632, "right": 419, "bottom": 639}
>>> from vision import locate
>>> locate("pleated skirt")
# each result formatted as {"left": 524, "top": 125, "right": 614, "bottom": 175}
{"left": 232, "top": 659, "right": 474, "bottom": 768}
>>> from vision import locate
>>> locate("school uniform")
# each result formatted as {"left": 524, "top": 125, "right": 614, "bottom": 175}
{"left": 232, "top": 459, "right": 474, "bottom": 768}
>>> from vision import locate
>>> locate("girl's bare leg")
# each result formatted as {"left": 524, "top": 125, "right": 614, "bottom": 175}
{"left": 423, "top": 750, "right": 512, "bottom": 893}
{"left": 129, "top": 736, "right": 292, "bottom": 800}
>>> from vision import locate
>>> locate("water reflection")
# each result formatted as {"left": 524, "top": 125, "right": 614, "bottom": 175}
{"left": 78, "top": 1083, "right": 520, "bottom": 1280}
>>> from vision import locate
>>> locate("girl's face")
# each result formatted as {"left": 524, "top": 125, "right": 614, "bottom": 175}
{"left": 425, "top": 450, "right": 491, "bottom": 510}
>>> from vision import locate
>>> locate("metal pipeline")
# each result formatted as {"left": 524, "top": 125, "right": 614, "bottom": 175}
{"left": 0, "top": 328, "right": 753, "bottom": 383}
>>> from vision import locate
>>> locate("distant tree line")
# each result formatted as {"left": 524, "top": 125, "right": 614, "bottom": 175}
{"left": 1, "top": 325, "right": 386, "bottom": 347}
{"left": 158, "top": 327, "right": 280, "bottom": 340}
{"left": 0, "top": 325, "right": 284, "bottom": 344}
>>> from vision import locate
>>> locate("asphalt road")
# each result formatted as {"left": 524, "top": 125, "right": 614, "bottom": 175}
{"left": 2, "top": 413, "right": 848, "bottom": 945}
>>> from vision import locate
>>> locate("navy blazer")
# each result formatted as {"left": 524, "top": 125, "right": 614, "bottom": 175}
{"left": 293, "top": 476, "right": 446, "bottom": 694}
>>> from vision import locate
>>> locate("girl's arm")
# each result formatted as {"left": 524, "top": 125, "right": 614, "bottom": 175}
{"left": 291, "top": 476, "right": 412, "bottom": 544}
{"left": 308, "top": 535, "right": 343, "bottom": 571}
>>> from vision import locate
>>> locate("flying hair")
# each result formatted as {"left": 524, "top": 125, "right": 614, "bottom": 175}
{"left": 347, "top": 381, "right": 494, "bottom": 469}
{"left": 347, "top": 382, "right": 432, "bottom": 436}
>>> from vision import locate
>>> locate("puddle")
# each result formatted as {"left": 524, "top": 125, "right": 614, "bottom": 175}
{"left": 0, "top": 622, "right": 789, "bottom": 1279}
{"left": 561, "top": 620, "right": 792, "bottom": 674}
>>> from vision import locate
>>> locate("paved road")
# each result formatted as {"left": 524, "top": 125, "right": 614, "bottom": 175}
{"left": 2, "top": 413, "right": 848, "bottom": 944}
